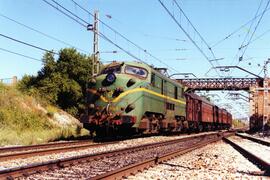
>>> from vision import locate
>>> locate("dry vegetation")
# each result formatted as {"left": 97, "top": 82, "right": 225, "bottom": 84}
{"left": 0, "top": 83, "right": 88, "bottom": 146}
{"left": 232, "top": 119, "right": 248, "bottom": 128}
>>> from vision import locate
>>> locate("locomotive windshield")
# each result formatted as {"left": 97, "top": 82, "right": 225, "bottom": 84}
{"left": 100, "top": 65, "right": 121, "bottom": 74}
{"left": 124, "top": 65, "right": 148, "bottom": 78}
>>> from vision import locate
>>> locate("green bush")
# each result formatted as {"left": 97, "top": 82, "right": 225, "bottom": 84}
{"left": 17, "top": 48, "right": 93, "bottom": 117}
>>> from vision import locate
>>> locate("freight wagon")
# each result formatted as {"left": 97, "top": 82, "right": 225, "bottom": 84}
{"left": 185, "top": 93, "right": 231, "bottom": 131}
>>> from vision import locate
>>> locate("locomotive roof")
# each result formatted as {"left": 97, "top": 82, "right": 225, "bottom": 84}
{"left": 103, "top": 61, "right": 149, "bottom": 69}
{"left": 185, "top": 93, "right": 214, "bottom": 106}
{"left": 103, "top": 61, "right": 186, "bottom": 87}
{"left": 150, "top": 66, "right": 186, "bottom": 87}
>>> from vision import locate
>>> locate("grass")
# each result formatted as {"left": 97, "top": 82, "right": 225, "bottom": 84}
{"left": 0, "top": 83, "right": 89, "bottom": 146}
{"left": 46, "top": 105, "right": 58, "bottom": 118}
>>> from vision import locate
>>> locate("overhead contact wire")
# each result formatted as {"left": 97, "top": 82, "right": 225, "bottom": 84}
{"left": 158, "top": 0, "right": 220, "bottom": 76}
{"left": 0, "top": 33, "right": 58, "bottom": 55}
{"left": 210, "top": 5, "right": 270, "bottom": 48}
{"left": 43, "top": 0, "right": 147, "bottom": 65}
{"left": 238, "top": 0, "right": 263, "bottom": 51}
{"left": 70, "top": 0, "right": 179, "bottom": 72}
{"left": 0, "top": 47, "right": 43, "bottom": 62}
{"left": 42, "top": 0, "right": 87, "bottom": 27}
{"left": 0, "top": 13, "right": 88, "bottom": 54}
{"left": 239, "top": 0, "right": 270, "bottom": 58}
{"left": 173, "top": 0, "right": 217, "bottom": 61}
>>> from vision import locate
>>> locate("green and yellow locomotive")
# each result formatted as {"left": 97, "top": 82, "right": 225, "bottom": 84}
{"left": 81, "top": 61, "right": 187, "bottom": 136}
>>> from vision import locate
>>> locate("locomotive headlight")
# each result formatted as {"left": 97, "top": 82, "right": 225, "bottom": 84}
{"left": 88, "top": 78, "right": 96, "bottom": 87}
{"left": 106, "top": 73, "right": 116, "bottom": 83}
{"left": 89, "top": 103, "right": 95, "bottom": 109}
{"left": 90, "top": 78, "right": 96, "bottom": 84}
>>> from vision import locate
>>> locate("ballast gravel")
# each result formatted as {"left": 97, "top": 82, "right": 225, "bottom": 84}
{"left": 0, "top": 131, "right": 219, "bottom": 170}
{"left": 228, "top": 136, "right": 270, "bottom": 163}
{"left": 127, "top": 141, "right": 265, "bottom": 180}
{"left": 240, "top": 132, "right": 270, "bottom": 143}
{"left": 25, "top": 136, "right": 204, "bottom": 179}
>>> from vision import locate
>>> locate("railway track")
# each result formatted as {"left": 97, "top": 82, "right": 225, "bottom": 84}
{"left": 0, "top": 140, "right": 93, "bottom": 154}
{"left": 223, "top": 136, "right": 270, "bottom": 176}
{"left": 0, "top": 139, "right": 123, "bottom": 163}
{"left": 0, "top": 131, "right": 234, "bottom": 179}
{"left": 0, "top": 131, "right": 225, "bottom": 162}
{"left": 235, "top": 133, "right": 270, "bottom": 147}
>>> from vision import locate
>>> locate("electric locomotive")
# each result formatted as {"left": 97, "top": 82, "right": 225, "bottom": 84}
{"left": 81, "top": 61, "right": 187, "bottom": 136}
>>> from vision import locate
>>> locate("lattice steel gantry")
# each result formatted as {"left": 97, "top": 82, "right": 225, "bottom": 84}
{"left": 176, "top": 78, "right": 263, "bottom": 91}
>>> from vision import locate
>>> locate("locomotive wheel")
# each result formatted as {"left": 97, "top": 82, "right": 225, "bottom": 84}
{"left": 139, "top": 117, "right": 151, "bottom": 134}
{"left": 140, "top": 113, "right": 162, "bottom": 135}
{"left": 150, "top": 115, "right": 160, "bottom": 134}
{"left": 175, "top": 119, "right": 183, "bottom": 132}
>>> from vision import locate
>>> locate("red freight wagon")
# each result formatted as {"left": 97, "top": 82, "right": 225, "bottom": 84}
{"left": 201, "top": 101, "right": 214, "bottom": 123}
{"left": 226, "top": 112, "right": 232, "bottom": 129}
{"left": 218, "top": 108, "right": 222, "bottom": 125}
{"left": 221, "top": 109, "right": 228, "bottom": 125}
{"left": 185, "top": 93, "right": 214, "bottom": 131}
{"left": 185, "top": 93, "right": 232, "bottom": 131}
{"left": 213, "top": 106, "right": 219, "bottom": 124}
{"left": 185, "top": 93, "right": 201, "bottom": 130}
{"left": 185, "top": 93, "right": 199, "bottom": 123}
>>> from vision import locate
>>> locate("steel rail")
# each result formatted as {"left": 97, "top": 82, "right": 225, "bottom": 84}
{"left": 236, "top": 133, "right": 270, "bottom": 147}
{"left": 0, "top": 132, "right": 223, "bottom": 179}
{"left": 92, "top": 132, "right": 234, "bottom": 180}
{"left": 223, "top": 137, "right": 270, "bottom": 175}
{"left": 0, "top": 140, "right": 92, "bottom": 154}
{"left": 0, "top": 142, "right": 116, "bottom": 161}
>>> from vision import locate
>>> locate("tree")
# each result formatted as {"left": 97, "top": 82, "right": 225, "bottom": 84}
{"left": 18, "top": 48, "right": 93, "bottom": 117}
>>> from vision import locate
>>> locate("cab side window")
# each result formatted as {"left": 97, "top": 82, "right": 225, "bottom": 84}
{"left": 151, "top": 73, "right": 155, "bottom": 86}
{"left": 162, "top": 80, "right": 167, "bottom": 95}
{"left": 174, "top": 86, "right": 178, "bottom": 99}
{"left": 181, "top": 87, "right": 184, "bottom": 98}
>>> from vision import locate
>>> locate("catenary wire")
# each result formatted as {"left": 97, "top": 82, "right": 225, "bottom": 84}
{"left": 210, "top": 5, "right": 270, "bottom": 49}
{"left": 0, "top": 33, "right": 59, "bottom": 55}
{"left": 0, "top": 12, "right": 88, "bottom": 54}
{"left": 239, "top": 0, "right": 270, "bottom": 58}
{"left": 226, "top": 0, "right": 270, "bottom": 78}
{"left": 158, "top": 0, "right": 220, "bottom": 76}
{"left": 70, "top": 0, "right": 179, "bottom": 72}
{"left": 229, "top": 0, "right": 266, "bottom": 66}
{"left": 229, "top": 0, "right": 270, "bottom": 69}
{"left": 0, "top": 47, "right": 43, "bottom": 62}
{"left": 238, "top": 0, "right": 263, "bottom": 51}
{"left": 42, "top": 0, "right": 149, "bottom": 65}
{"left": 245, "top": 28, "right": 270, "bottom": 47}
{"left": 173, "top": 0, "right": 217, "bottom": 61}
{"left": 42, "top": 0, "right": 86, "bottom": 27}
{"left": 102, "top": 9, "right": 187, "bottom": 42}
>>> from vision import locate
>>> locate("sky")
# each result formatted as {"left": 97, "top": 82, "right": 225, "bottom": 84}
{"left": 1, "top": 0, "right": 270, "bottom": 118}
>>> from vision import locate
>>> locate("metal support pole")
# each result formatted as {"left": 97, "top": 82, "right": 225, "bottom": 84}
{"left": 263, "top": 59, "right": 270, "bottom": 129}
{"left": 92, "top": 10, "right": 99, "bottom": 75}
